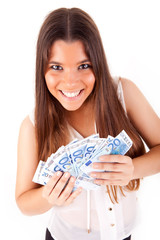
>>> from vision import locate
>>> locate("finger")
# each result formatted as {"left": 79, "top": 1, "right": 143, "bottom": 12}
{"left": 91, "top": 162, "right": 126, "bottom": 172}
{"left": 92, "top": 163, "right": 122, "bottom": 172}
{"left": 94, "top": 178, "right": 124, "bottom": 186}
{"left": 90, "top": 171, "right": 123, "bottom": 180}
{"left": 49, "top": 172, "right": 71, "bottom": 201}
{"left": 42, "top": 171, "right": 63, "bottom": 198}
{"left": 57, "top": 176, "right": 76, "bottom": 204}
{"left": 98, "top": 154, "right": 129, "bottom": 163}
{"left": 92, "top": 170, "right": 132, "bottom": 186}
{"left": 64, "top": 187, "right": 82, "bottom": 206}
{"left": 92, "top": 156, "right": 131, "bottom": 172}
{"left": 94, "top": 177, "right": 130, "bottom": 186}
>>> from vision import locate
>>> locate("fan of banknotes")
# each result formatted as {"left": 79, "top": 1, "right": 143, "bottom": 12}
{"left": 33, "top": 130, "right": 132, "bottom": 191}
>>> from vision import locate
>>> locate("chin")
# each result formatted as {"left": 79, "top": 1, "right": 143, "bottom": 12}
{"left": 64, "top": 106, "right": 81, "bottom": 112}
{"left": 61, "top": 103, "right": 83, "bottom": 112}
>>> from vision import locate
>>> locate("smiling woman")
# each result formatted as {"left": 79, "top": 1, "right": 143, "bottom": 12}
{"left": 15, "top": 7, "right": 160, "bottom": 240}
{"left": 45, "top": 40, "right": 95, "bottom": 111}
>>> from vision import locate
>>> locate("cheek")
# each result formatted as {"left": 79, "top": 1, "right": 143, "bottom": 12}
{"left": 85, "top": 73, "right": 95, "bottom": 89}
{"left": 45, "top": 73, "right": 57, "bottom": 91}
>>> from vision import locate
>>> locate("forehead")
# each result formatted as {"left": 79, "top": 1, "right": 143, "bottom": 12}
{"left": 49, "top": 40, "right": 89, "bottom": 62}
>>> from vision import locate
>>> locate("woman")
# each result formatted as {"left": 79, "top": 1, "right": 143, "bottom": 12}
{"left": 15, "top": 8, "right": 160, "bottom": 240}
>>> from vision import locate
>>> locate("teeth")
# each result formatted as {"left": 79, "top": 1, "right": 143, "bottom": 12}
{"left": 61, "top": 90, "right": 81, "bottom": 97}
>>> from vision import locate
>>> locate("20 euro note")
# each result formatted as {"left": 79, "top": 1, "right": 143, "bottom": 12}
{"left": 73, "top": 147, "right": 112, "bottom": 190}
{"left": 40, "top": 161, "right": 63, "bottom": 185}
{"left": 73, "top": 170, "right": 100, "bottom": 191}
{"left": 44, "top": 146, "right": 65, "bottom": 169}
{"left": 32, "top": 160, "right": 46, "bottom": 185}
{"left": 73, "top": 136, "right": 115, "bottom": 190}
{"left": 32, "top": 140, "right": 81, "bottom": 185}
{"left": 32, "top": 130, "right": 133, "bottom": 191}
{"left": 49, "top": 149, "right": 76, "bottom": 177}
{"left": 47, "top": 134, "right": 99, "bottom": 177}
{"left": 67, "top": 134, "right": 100, "bottom": 176}
{"left": 73, "top": 135, "right": 114, "bottom": 191}
{"left": 79, "top": 135, "right": 114, "bottom": 174}
{"left": 74, "top": 131, "right": 132, "bottom": 190}
{"left": 80, "top": 130, "right": 133, "bottom": 176}
{"left": 33, "top": 135, "right": 101, "bottom": 185}
{"left": 32, "top": 146, "right": 65, "bottom": 185}
{"left": 45, "top": 138, "right": 88, "bottom": 177}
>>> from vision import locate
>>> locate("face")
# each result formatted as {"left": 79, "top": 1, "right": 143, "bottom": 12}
{"left": 45, "top": 40, "right": 95, "bottom": 111}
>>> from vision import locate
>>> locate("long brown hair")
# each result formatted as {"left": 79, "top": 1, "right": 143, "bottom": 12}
{"left": 35, "top": 8, "right": 145, "bottom": 202}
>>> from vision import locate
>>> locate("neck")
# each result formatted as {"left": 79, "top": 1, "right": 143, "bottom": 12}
{"left": 65, "top": 100, "right": 96, "bottom": 137}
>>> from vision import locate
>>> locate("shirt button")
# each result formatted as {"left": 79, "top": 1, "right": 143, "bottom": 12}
{"left": 110, "top": 224, "right": 115, "bottom": 227}
{"left": 108, "top": 207, "right": 112, "bottom": 211}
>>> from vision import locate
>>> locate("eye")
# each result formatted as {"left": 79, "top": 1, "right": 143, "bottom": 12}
{"left": 78, "top": 63, "right": 92, "bottom": 70}
{"left": 51, "top": 65, "right": 63, "bottom": 70}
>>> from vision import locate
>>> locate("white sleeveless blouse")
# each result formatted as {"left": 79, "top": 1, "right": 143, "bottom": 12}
{"left": 29, "top": 77, "right": 139, "bottom": 240}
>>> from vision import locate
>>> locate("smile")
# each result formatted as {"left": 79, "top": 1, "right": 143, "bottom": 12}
{"left": 60, "top": 90, "right": 82, "bottom": 98}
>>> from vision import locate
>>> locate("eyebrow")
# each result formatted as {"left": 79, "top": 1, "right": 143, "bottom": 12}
{"left": 78, "top": 59, "right": 91, "bottom": 64}
{"left": 48, "top": 59, "right": 91, "bottom": 65}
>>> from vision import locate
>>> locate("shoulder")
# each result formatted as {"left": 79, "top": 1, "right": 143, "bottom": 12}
{"left": 112, "top": 76, "right": 136, "bottom": 96}
{"left": 119, "top": 77, "right": 160, "bottom": 147}
{"left": 119, "top": 77, "right": 143, "bottom": 113}
{"left": 20, "top": 115, "right": 35, "bottom": 132}
{"left": 119, "top": 77, "right": 137, "bottom": 92}
{"left": 18, "top": 115, "right": 36, "bottom": 146}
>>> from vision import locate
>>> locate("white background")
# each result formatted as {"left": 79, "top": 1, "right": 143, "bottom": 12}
{"left": 0, "top": 0, "right": 160, "bottom": 239}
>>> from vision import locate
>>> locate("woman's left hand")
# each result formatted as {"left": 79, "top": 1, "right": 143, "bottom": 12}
{"left": 90, "top": 155, "right": 134, "bottom": 186}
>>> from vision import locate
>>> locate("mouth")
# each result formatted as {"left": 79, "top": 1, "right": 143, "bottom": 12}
{"left": 60, "top": 90, "right": 83, "bottom": 98}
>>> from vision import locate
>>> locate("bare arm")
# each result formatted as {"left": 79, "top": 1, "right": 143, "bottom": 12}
{"left": 15, "top": 116, "right": 82, "bottom": 216}
{"left": 121, "top": 78, "right": 160, "bottom": 179}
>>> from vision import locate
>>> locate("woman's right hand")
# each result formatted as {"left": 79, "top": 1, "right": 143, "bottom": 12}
{"left": 42, "top": 171, "right": 82, "bottom": 206}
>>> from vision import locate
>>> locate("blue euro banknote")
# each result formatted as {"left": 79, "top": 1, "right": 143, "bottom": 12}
{"left": 32, "top": 130, "right": 132, "bottom": 190}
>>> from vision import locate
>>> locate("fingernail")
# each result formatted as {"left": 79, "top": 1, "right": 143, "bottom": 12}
{"left": 94, "top": 180, "right": 99, "bottom": 184}
{"left": 90, "top": 173, "right": 97, "bottom": 177}
{"left": 64, "top": 172, "right": 70, "bottom": 178}
{"left": 70, "top": 176, "right": 75, "bottom": 183}
{"left": 92, "top": 163, "right": 99, "bottom": 169}
{"left": 56, "top": 171, "right": 62, "bottom": 176}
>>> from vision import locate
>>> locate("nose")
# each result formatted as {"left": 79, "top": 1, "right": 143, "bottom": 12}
{"left": 63, "top": 69, "right": 78, "bottom": 88}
